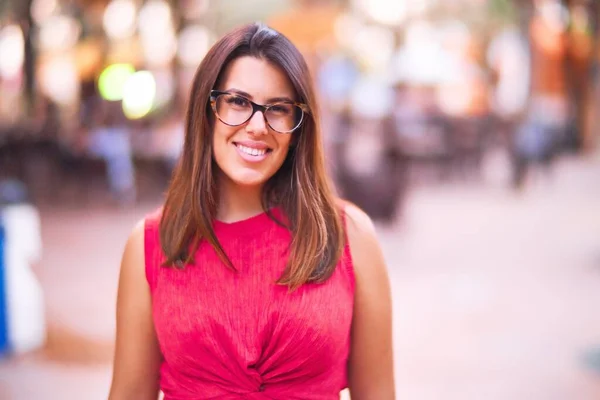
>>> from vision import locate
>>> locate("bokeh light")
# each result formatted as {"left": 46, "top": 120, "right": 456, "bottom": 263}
{"left": 138, "top": 0, "right": 172, "bottom": 35}
{"left": 31, "top": 0, "right": 59, "bottom": 25}
{"left": 38, "top": 15, "right": 81, "bottom": 52}
{"left": 334, "top": 12, "right": 364, "bottom": 51}
{"left": 103, "top": 0, "right": 137, "bottom": 40}
{"left": 350, "top": 25, "right": 396, "bottom": 73}
{"left": 151, "top": 68, "right": 175, "bottom": 108}
{"left": 177, "top": 25, "right": 213, "bottom": 66}
{"left": 98, "top": 63, "right": 136, "bottom": 101}
{"left": 122, "top": 71, "right": 156, "bottom": 119}
{"left": 138, "top": 0, "right": 176, "bottom": 66}
{"left": 352, "top": 0, "right": 407, "bottom": 25}
{"left": 0, "top": 25, "right": 25, "bottom": 79}
{"left": 38, "top": 56, "right": 80, "bottom": 105}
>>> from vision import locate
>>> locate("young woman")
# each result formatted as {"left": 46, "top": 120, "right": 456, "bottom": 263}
{"left": 109, "top": 23, "right": 394, "bottom": 400}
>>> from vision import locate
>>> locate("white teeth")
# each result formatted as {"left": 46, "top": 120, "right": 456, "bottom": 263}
{"left": 237, "top": 144, "right": 266, "bottom": 156}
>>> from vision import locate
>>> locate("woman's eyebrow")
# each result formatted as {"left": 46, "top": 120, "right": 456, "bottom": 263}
{"left": 225, "top": 88, "right": 253, "bottom": 98}
{"left": 225, "top": 88, "right": 295, "bottom": 103}
{"left": 266, "top": 96, "right": 295, "bottom": 103}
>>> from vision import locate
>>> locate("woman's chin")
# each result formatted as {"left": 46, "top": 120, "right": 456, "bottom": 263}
{"left": 229, "top": 170, "right": 269, "bottom": 188}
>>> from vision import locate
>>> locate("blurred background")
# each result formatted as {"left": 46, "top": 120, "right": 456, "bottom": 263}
{"left": 0, "top": 0, "right": 599, "bottom": 398}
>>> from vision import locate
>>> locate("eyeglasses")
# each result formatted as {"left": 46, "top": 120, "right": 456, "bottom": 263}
{"left": 209, "top": 90, "right": 309, "bottom": 134}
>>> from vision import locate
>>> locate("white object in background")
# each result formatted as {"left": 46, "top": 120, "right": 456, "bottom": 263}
{"left": 2, "top": 204, "right": 46, "bottom": 354}
{"left": 349, "top": 75, "right": 394, "bottom": 120}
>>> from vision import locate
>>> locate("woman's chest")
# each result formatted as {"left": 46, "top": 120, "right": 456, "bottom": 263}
{"left": 151, "top": 245, "right": 354, "bottom": 368}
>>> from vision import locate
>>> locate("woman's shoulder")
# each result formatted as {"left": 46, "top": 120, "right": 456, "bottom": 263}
{"left": 123, "top": 207, "right": 165, "bottom": 291}
{"left": 144, "top": 207, "right": 164, "bottom": 228}
{"left": 125, "top": 207, "right": 163, "bottom": 255}
{"left": 336, "top": 199, "right": 376, "bottom": 239}
{"left": 336, "top": 199, "right": 382, "bottom": 276}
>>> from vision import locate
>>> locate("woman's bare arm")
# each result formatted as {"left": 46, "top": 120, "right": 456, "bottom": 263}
{"left": 108, "top": 221, "right": 162, "bottom": 400}
{"left": 345, "top": 204, "right": 395, "bottom": 400}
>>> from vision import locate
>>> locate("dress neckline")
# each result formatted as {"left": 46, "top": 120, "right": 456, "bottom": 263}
{"left": 213, "top": 207, "right": 285, "bottom": 237}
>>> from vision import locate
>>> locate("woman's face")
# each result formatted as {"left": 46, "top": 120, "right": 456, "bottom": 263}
{"left": 212, "top": 56, "right": 296, "bottom": 189}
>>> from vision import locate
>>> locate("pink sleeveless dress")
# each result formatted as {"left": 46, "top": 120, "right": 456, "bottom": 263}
{"left": 144, "top": 208, "right": 355, "bottom": 399}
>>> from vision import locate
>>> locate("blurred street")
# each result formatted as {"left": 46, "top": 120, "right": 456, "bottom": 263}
{"left": 1, "top": 0, "right": 600, "bottom": 398}
{"left": 1, "top": 154, "right": 599, "bottom": 399}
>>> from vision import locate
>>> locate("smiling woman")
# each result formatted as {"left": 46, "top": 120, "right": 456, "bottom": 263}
{"left": 109, "top": 22, "right": 395, "bottom": 400}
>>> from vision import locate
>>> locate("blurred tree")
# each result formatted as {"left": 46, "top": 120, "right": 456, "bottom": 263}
{"left": 563, "top": 0, "right": 597, "bottom": 151}
{"left": 489, "top": 0, "right": 519, "bottom": 25}
{"left": 22, "top": 0, "right": 35, "bottom": 118}
{"left": 215, "top": 0, "right": 293, "bottom": 34}
{"left": 2, "top": 0, "right": 36, "bottom": 117}
{"left": 505, "top": 0, "right": 597, "bottom": 152}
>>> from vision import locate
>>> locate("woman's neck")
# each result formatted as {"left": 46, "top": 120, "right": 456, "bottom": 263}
{"left": 217, "top": 177, "right": 265, "bottom": 223}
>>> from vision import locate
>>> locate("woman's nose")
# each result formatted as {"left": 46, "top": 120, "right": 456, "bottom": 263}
{"left": 246, "top": 111, "right": 268, "bottom": 135}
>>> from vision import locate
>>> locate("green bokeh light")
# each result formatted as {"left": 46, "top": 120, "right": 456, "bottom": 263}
{"left": 98, "top": 63, "right": 135, "bottom": 101}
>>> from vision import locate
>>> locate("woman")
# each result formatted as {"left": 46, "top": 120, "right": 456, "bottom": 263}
{"left": 109, "top": 23, "right": 394, "bottom": 399}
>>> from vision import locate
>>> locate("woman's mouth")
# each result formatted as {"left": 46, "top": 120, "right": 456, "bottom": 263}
{"left": 233, "top": 142, "right": 272, "bottom": 163}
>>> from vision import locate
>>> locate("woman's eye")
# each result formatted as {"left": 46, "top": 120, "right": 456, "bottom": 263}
{"left": 227, "top": 96, "right": 250, "bottom": 107}
{"left": 270, "top": 104, "right": 292, "bottom": 115}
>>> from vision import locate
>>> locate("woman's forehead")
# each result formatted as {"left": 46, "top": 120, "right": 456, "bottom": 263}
{"left": 219, "top": 56, "right": 296, "bottom": 102}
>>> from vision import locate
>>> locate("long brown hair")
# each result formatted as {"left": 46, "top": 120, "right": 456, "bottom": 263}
{"left": 160, "top": 22, "right": 344, "bottom": 289}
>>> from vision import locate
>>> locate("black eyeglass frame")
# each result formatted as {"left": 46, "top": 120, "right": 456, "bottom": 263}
{"left": 209, "top": 90, "right": 310, "bottom": 134}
